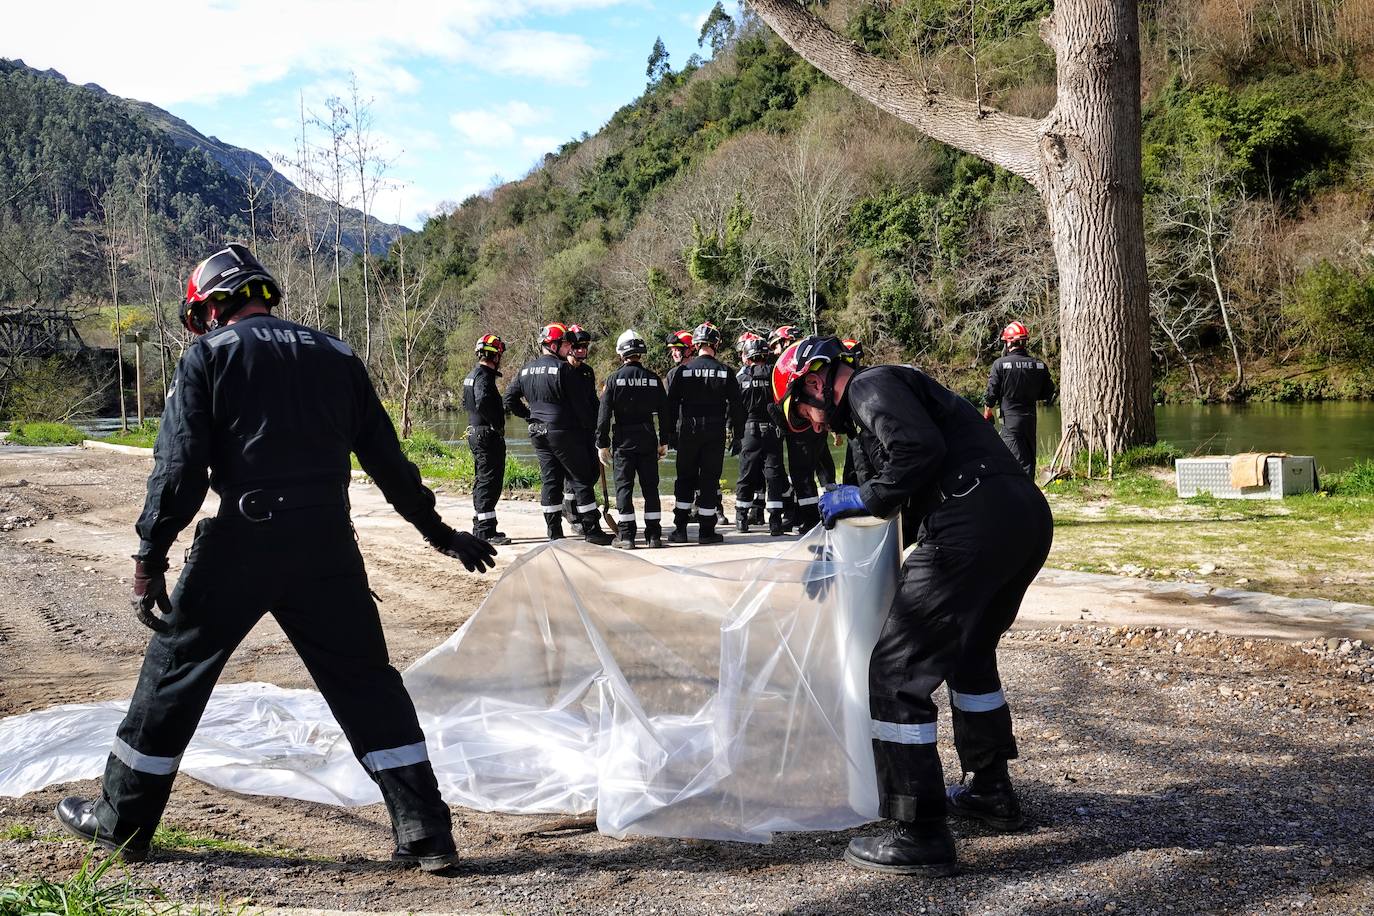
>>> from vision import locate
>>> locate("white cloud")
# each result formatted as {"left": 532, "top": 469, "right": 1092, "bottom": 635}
{"left": 0, "top": 0, "right": 621, "bottom": 106}
{"left": 450, "top": 102, "right": 547, "bottom": 147}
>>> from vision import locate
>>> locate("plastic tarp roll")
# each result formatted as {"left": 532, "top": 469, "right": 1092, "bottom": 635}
{"left": 0, "top": 518, "right": 900, "bottom": 843}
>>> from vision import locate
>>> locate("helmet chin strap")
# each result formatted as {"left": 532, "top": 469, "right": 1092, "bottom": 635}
{"left": 794, "top": 363, "right": 844, "bottom": 429}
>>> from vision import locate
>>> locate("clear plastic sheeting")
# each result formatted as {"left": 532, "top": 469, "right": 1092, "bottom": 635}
{"left": 0, "top": 519, "right": 900, "bottom": 843}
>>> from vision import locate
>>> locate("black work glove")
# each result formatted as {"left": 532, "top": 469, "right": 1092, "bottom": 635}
{"left": 428, "top": 526, "right": 498, "bottom": 573}
{"left": 803, "top": 543, "right": 836, "bottom": 601}
{"left": 729, "top": 438, "right": 742, "bottom": 457}
{"left": 131, "top": 556, "right": 171, "bottom": 633}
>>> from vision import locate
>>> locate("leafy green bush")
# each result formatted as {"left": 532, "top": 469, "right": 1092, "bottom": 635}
{"left": 5, "top": 421, "right": 86, "bottom": 446}
{"left": 1326, "top": 460, "right": 1374, "bottom": 497}
{"left": 1285, "top": 261, "right": 1374, "bottom": 360}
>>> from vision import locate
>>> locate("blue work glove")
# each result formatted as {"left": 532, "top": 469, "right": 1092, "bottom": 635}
{"left": 818, "top": 485, "right": 869, "bottom": 530}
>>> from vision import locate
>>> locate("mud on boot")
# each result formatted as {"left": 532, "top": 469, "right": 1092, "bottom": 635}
{"left": 843, "top": 818, "right": 958, "bottom": 877}
{"left": 946, "top": 777, "right": 1025, "bottom": 831}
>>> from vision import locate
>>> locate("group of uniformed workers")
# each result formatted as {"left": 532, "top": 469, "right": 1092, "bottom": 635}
{"left": 55, "top": 241, "right": 1059, "bottom": 880}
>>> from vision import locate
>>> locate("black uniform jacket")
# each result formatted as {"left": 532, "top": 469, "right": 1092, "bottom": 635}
{"left": 984, "top": 348, "right": 1056, "bottom": 416}
{"left": 596, "top": 362, "right": 667, "bottom": 449}
{"left": 572, "top": 361, "right": 598, "bottom": 431}
{"left": 463, "top": 363, "right": 505, "bottom": 429}
{"left": 842, "top": 365, "right": 1022, "bottom": 524}
{"left": 502, "top": 353, "right": 596, "bottom": 430}
{"left": 664, "top": 355, "right": 744, "bottom": 445}
{"left": 737, "top": 363, "right": 775, "bottom": 424}
{"left": 135, "top": 314, "right": 446, "bottom": 560}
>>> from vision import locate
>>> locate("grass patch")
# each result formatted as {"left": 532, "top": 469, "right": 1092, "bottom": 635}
{"left": 152, "top": 825, "right": 315, "bottom": 861}
{"left": 0, "top": 849, "right": 164, "bottom": 915}
{"left": 98, "top": 420, "right": 159, "bottom": 449}
{"left": 4, "top": 421, "right": 86, "bottom": 447}
{"left": 353, "top": 428, "right": 540, "bottom": 491}
{"left": 3, "top": 824, "right": 36, "bottom": 841}
{"left": 1046, "top": 467, "right": 1374, "bottom": 604}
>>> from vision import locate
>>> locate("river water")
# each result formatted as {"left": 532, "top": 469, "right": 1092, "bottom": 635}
{"left": 417, "top": 400, "right": 1374, "bottom": 490}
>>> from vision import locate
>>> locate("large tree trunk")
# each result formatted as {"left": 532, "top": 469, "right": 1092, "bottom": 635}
{"left": 748, "top": 0, "right": 1155, "bottom": 456}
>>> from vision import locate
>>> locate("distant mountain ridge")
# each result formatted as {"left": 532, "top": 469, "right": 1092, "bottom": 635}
{"left": 1, "top": 58, "right": 406, "bottom": 255}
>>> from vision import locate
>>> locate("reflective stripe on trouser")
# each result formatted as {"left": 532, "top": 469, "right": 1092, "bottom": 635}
{"left": 1000, "top": 412, "right": 1037, "bottom": 477}
{"left": 674, "top": 419, "right": 726, "bottom": 515}
{"left": 96, "top": 512, "right": 451, "bottom": 844}
{"left": 468, "top": 427, "right": 505, "bottom": 529}
{"left": 735, "top": 425, "right": 786, "bottom": 515}
{"left": 612, "top": 431, "right": 661, "bottom": 522}
{"left": 868, "top": 474, "right": 1052, "bottom": 821}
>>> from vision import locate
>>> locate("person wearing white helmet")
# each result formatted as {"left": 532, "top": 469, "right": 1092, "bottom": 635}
{"left": 596, "top": 330, "right": 669, "bottom": 548}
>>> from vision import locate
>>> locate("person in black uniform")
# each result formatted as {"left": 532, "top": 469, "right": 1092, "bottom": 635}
{"left": 768, "top": 325, "right": 821, "bottom": 534}
{"left": 838, "top": 337, "right": 866, "bottom": 487}
{"left": 665, "top": 322, "right": 742, "bottom": 545}
{"left": 562, "top": 325, "right": 599, "bottom": 530}
{"left": 983, "top": 321, "right": 1056, "bottom": 477}
{"left": 774, "top": 336, "right": 1053, "bottom": 877}
{"left": 53, "top": 244, "right": 496, "bottom": 871}
{"left": 597, "top": 330, "right": 668, "bottom": 549}
{"left": 464, "top": 334, "right": 509, "bottom": 545}
{"left": 734, "top": 336, "right": 788, "bottom": 536}
{"left": 503, "top": 323, "right": 613, "bottom": 545}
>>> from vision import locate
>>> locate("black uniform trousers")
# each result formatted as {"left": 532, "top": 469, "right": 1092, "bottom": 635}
{"left": 468, "top": 426, "right": 505, "bottom": 533}
{"left": 784, "top": 431, "right": 821, "bottom": 528}
{"left": 869, "top": 473, "right": 1053, "bottom": 823}
{"left": 532, "top": 426, "right": 599, "bottom": 532}
{"left": 735, "top": 421, "right": 787, "bottom": 519}
{"left": 95, "top": 508, "right": 451, "bottom": 845}
{"left": 612, "top": 425, "right": 662, "bottom": 533}
{"left": 999, "top": 410, "right": 1038, "bottom": 477}
{"left": 814, "top": 434, "right": 836, "bottom": 487}
{"left": 673, "top": 418, "right": 726, "bottom": 528}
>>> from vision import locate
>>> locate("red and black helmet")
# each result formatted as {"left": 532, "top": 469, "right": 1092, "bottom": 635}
{"left": 1000, "top": 321, "right": 1030, "bottom": 344}
{"left": 666, "top": 330, "right": 694, "bottom": 350}
{"left": 475, "top": 334, "right": 505, "bottom": 357}
{"left": 768, "top": 325, "right": 802, "bottom": 351}
{"left": 840, "top": 337, "right": 864, "bottom": 365}
{"left": 567, "top": 324, "right": 592, "bottom": 347}
{"left": 540, "top": 323, "right": 569, "bottom": 349}
{"left": 770, "top": 336, "right": 846, "bottom": 433}
{"left": 743, "top": 336, "right": 770, "bottom": 361}
{"left": 181, "top": 243, "right": 280, "bottom": 335}
{"left": 736, "top": 330, "right": 761, "bottom": 351}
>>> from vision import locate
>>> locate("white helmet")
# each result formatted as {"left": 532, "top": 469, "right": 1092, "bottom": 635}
{"left": 616, "top": 329, "right": 647, "bottom": 358}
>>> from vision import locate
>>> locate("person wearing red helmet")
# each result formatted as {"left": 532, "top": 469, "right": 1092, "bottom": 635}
{"left": 465, "top": 334, "right": 510, "bottom": 545}
{"left": 664, "top": 322, "right": 743, "bottom": 544}
{"left": 984, "top": 321, "right": 1056, "bottom": 476}
{"left": 774, "top": 336, "right": 1053, "bottom": 877}
{"left": 503, "top": 323, "right": 613, "bottom": 544}
{"left": 55, "top": 243, "right": 496, "bottom": 871}
{"left": 768, "top": 325, "right": 824, "bottom": 533}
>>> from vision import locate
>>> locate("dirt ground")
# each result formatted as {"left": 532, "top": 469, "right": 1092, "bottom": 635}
{"left": 1, "top": 445, "right": 1373, "bottom": 915}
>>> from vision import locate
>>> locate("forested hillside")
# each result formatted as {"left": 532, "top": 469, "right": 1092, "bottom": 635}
{"left": 407, "top": 0, "right": 1374, "bottom": 406}
{"left": 3, "top": 1, "right": 1373, "bottom": 427}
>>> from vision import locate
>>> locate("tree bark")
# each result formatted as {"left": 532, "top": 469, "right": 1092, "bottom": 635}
{"left": 749, "top": 0, "right": 1155, "bottom": 455}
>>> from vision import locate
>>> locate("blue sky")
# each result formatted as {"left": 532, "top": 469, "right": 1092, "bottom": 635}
{"left": 3, "top": 0, "right": 735, "bottom": 228}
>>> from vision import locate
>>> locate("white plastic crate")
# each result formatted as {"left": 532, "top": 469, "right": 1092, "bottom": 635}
{"left": 1175, "top": 456, "right": 1317, "bottom": 500}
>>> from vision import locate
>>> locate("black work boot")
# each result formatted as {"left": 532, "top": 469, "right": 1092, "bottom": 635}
{"left": 736, "top": 507, "right": 750, "bottom": 534}
{"left": 751, "top": 505, "right": 764, "bottom": 526}
{"left": 475, "top": 518, "right": 510, "bottom": 547}
{"left": 392, "top": 832, "right": 459, "bottom": 873}
{"left": 668, "top": 508, "right": 690, "bottom": 544}
{"left": 843, "top": 818, "right": 958, "bottom": 877}
{"left": 614, "top": 521, "right": 637, "bottom": 549}
{"left": 947, "top": 765, "right": 1025, "bottom": 831}
{"left": 768, "top": 510, "right": 785, "bottom": 537}
{"left": 55, "top": 797, "right": 151, "bottom": 862}
{"left": 698, "top": 515, "right": 724, "bottom": 545}
{"left": 546, "top": 516, "right": 565, "bottom": 541}
{"left": 644, "top": 522, "right": 664, "bottom": 549}
{"left": 580, "top": 512, "right": 614, "bottom": 546}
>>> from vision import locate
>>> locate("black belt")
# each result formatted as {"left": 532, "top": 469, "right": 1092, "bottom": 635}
{"left": 745, "top": 420, "right": 775, "bottom": 433}
{"left": 219, "top": 483, "right": 350, "bottom": 523}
